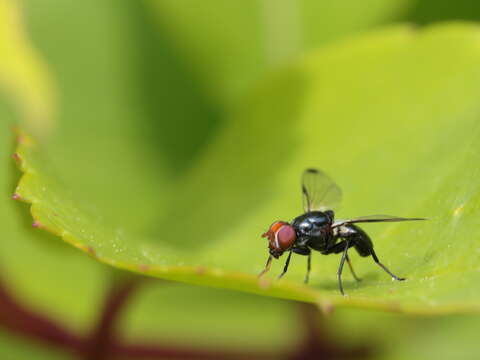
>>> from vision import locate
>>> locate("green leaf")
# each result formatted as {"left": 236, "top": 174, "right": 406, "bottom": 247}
{"left": 328, "top": 308, "right": 480, "bottom": 359}
{"left": 0, "top": 0, "right": 298, "bottom": 352}
{"left": 148, "top": 0, "right": 409, "bottom": 103}
{"left": 1, "top": 123, "right": 295, "bottom": 353}
{"left": 13, "top": 22, "right": 480, "bottom": 314}
{"left": 0, "top": 0, "right": 108, "bottom": 335}
{"left": 119, "top": 283, "right": 299, "bottom": 351}
{"left": 0, "top": 121, "right": 111, "bottom": 333}
{"left": 0, "top": 330, "right": 71, "bottom": 360}
{"left": 0, "top": 0, "right": 56, "bottom": 136}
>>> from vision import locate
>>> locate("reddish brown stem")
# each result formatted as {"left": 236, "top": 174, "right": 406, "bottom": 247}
{"left": 0, "top": 271, "right": 276, "bottom": 360}
{"left": 0, "top": 279, "right": 84, "bottom": 355}
{"left": 111, "top": 341, "right": 272, "bottom": 360}
{"left": 86, "top": 278, "right": 141, "bottom": 360}
{"left": 0, "top": 275, "right": 371, "bottom": 360}
{"left": 87, "top": 278, "right": 273, "bottom": 360}
{"left": 290, "top": 303, "right": 371, "bottom": 360}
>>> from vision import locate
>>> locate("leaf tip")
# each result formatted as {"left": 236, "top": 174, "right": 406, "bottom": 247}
{"left": 86, "top": 246, "right": 96, "bottom": 257}
{"left": 317, "top": 300, "right": 335, "bottom": 316}
{"left": 258, "top": 277, "right": 271, "bottom": 290}
{"left": 32, "top": 221, "right": 42, "bottom": 228}
{"left": 138, "top": 264, "right": 150, "bottom": 272}
{"left": 12, "top": 152, "right": 21, "bottom": 162}
{"left": 16, "top": 134, "right": 27, "bottom": 145}
{"left": 195, "top": 266, "right": 206, "bottom": 275}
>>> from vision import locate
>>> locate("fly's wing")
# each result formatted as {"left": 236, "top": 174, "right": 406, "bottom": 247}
{"left": 302, "top": 168, "right": 342, "bottom": 213}
{"left": 332, "top": 215, "right": 427, "bottom": 228}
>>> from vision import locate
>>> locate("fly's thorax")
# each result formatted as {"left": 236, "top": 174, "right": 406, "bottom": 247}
{"left": 291, "top": 211, "right": 333, "bottom": 241}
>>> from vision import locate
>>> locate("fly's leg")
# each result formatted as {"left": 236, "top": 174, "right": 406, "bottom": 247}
{"left": 338, "top": 224, "right": 406, "bottom": 281}
{"left": 346, "top": 254, "right": 362, "bottom": 282}
{"left": 258, "top": 255, "right": 273, "bottom": 278}
{"left": 292, "top": 246, "right": 312, "bottom": 283}
{"left": 305, "top": 253, "right": 311, "bottom": 284}
{"left": 278, "top": 251, "right": 293, "bottom": 280}
{"left": 371, "top": 249, "right": 405, "bottom": 281}
{"left": 337, "top": 240, "right": 350, "bottom": 296}
{"left": 324, "top": 240, "right": 360, "bottom": 282}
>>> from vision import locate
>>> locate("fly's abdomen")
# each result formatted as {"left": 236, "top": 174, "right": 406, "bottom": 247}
{"left": 349, "top": 224, "right": 374, "bottom": 257}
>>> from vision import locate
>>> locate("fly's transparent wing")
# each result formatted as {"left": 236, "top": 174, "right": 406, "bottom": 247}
{"left": 332, "top": 215, "right": 427, "bottom": 228}
{"left": 301, "top": 168, "right": 342, "bottom": 212}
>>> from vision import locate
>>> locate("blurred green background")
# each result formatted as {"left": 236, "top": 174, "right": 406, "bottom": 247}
{"left": 2, "top": 0, "right": 480, "bottom": 359}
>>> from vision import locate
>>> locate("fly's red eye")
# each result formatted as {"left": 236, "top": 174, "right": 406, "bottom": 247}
{"left": 269, "top": 221, "right": 286, "bottom": 234}
{"left": 276, "top": 225, "right": 296, "bottom": 250}
{"left": 263, "top": 221, "right": 295, "bottom": 255}
{"left": 262, "top": 221, "right": 287, "bottom": 241}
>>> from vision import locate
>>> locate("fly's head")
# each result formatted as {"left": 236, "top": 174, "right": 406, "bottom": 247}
{"left": 262, "top": 221, "right": 297, "bottom": 258}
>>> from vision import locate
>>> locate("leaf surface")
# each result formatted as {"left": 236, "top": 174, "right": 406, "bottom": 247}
{"left": 13, "top": 23, "right": 480, "bottom": 314}
{"left": 148, "top": 0, "right": 409, "bottom": 103}
{"left": 0, "top": 0, "right": 298, "bottom": 350}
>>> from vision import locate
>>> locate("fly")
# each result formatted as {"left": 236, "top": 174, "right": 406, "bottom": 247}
{"left": 259, "top": 168, "right": 426, "bottom": 295}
